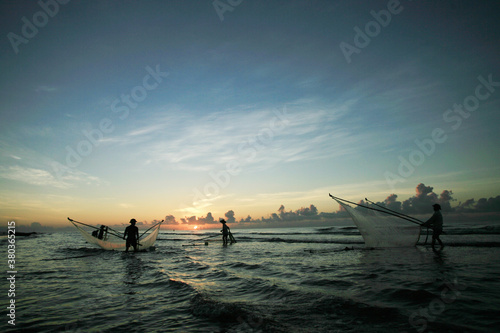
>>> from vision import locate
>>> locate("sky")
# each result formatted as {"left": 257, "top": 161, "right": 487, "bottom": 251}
{"left": 1, "top": 0, "right": 499, "bottom": 229}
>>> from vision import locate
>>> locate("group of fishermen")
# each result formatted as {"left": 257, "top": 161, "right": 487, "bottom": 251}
{"left": 93, "top": 217, "right": 235, "bottom": 252}
{"left": 91, "top": 203, "right": 444, "bottom": 252}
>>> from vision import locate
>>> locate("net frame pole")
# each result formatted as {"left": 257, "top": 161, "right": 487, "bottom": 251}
{"left": 328, "top": 194, "right": 424, "bottom": 226}
{"left": 364, "top": 198, "right": 424, "bottom": 224}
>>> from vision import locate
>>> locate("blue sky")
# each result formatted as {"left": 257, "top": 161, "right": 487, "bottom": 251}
{"left": 1, "top": 0, "right": 499, "bottom": 227}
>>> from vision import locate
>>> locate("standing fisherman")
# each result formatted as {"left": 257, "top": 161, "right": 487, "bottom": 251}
{"left": 98, "top": 225, "right": 108, "bottom": 239}
{"left": 423, "top": 204, "right": 444, "bottom": 251}
{"left": 124, "top": 218, "right": 140, "bottom": 252}
{"left": 220, "top": 219, "right": 230, "bottom": 245}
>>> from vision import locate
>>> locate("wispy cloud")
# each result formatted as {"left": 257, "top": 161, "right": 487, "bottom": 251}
{"left": 127, "top": 123, "right": 167, "bottom": 137}
{"left": 102, "top": 99, "right": 371, "bottom": 173}
{"left": 0, "top": 141, "right": 104, "bottom": 189}
{"left": 251, "top": 180, "right": 393, "bottom": 204}
{"left": 176, "top": 193, "right": 231, "bottom": 216}
{"left": 35, "top": 85, "right": 58, "bottom": 93}
{"left": 21, "top": 126, "right": 55, "bottom": 138}
{"left": 0, "top": 165, "right": 72, "bottom": 189}
{"left": 119, "top": 203, "right": 134, "bottom": 208}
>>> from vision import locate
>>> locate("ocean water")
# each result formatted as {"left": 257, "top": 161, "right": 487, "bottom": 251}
{"left": 2, "top": 222, "right": 500, "bottom": 332}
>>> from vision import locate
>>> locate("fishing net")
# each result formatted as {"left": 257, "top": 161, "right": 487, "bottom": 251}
{"left": 335, "top": 199, "right": 421, "bottom": 248}
{"left": 71, "top": 221, "right": 162, "bottom": 251}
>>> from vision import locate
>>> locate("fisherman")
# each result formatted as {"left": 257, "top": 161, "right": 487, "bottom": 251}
{"left": 92, "top": 229, "right": 99, "bottom": 238}
{"left": 98, "top": 225, "right": 108, "bottom": 240}
{"left": 423, "top": 204, "right": 444, "bottom": 250}
{"left": 220, "top": 219, "right": 230, "bottom": 245}
{"left": 124, "top": 218, "right": 140, "bottom": 252}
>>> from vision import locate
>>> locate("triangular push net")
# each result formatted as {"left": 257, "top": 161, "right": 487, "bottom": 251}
{"left": 335, "top": 199, "right": 421, "bottom": 248}
{"left": 71, "top": 221, "right": 162, "bottom": 251}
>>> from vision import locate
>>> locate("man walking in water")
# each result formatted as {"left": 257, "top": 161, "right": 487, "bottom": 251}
{"left": 124, "top": 218, "right": 140, "bottom": 252}
{"left": 424, "top": 204, "right": 444, "bottom": 251}
{"left": 220, "top": 219, "right": 230, "bottom": 245}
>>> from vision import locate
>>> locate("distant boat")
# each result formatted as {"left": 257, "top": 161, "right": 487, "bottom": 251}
{"left": 68, "top": 218, "right": 162, "bottom": 251}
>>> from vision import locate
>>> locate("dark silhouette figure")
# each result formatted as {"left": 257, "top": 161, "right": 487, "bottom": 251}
{"left": 220, "top": 219, "right": 230, "bottom": 245}
{"left": 424, "top": 204, "right": 444, "bottom": 251}
{"left": 92, "top": 230, "right": 99, "bottom": 238}
{"left": 98, "top": 225, "right": 108, "bottom": 240}
{"left": 124, "top": 219, "right": 140, "bottom": 252}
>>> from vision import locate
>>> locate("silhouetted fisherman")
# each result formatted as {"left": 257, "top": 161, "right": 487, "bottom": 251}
{"left": 423, "top": 204, "right": 444, "bottom": 250}
{"left": 98, "top": 225, "right": 108, "bottom": 240}
{"left": 124, "top": 219, "right": 140, "bottom": 252}
{"left": 220, "top": 219, "right": 230, "bottom": 245}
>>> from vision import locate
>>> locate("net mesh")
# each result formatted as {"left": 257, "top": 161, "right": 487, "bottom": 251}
{"left": 335, "top": 199, "right": 421, "bottom": 248}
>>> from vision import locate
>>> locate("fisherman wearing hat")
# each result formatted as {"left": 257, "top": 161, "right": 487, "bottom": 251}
{"left": 220, "top": 219, "right": 230, "bottom": 245}
{"left": 423, "top": 204, "right": 444, "bottom": 250}
{"left": 124, "top": 218, "right": 140, "bottom": 252}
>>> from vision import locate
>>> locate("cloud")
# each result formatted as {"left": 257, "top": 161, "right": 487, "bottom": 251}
{"left": 119, "top": 203, "right": 133, "bottom": 208}
{"left": 383, "top": 194, "right": 402, "bottom": 212}
{"left": 157, "top": 183, "right": 500, "bottom": 228}
{"left": 456, "top": 196, "right": 500, "bottom": 212}
{"left": 239, "top": 215, "right": 254, "bottom": 223}
{"left": 22, "top": 126, "right": 55, "bottom": 138}
{"left": 0, "top": 166, "right": 72, "bottom": 189}
{"left": 35, "top": 85, "right": 58, "bottom": 93}
{"left": 164, "top": 215, "right": 179, "bottom": 225}
{"left": 296, "top": 204, "right": 319, "bottom": 216}
{"left": 366, "top": 183, "right": 500, "bottom": 216}
{"left": 177, "top": 212, "right": 219, "bottom": 225}
{"left": 234, "top": 183, "right": 500, "bottom": 224}
{"left": 224, "top": 210, "right": 235, "bottom": 223}
{"left": 103, "top": 99, "right": 367, "bottom": 173}
{"left": 181, "top": 216, "right": 198, "bottom": 225}
{"left": 475, "top": 196, "right": 500, "bottom": 211}
{"left": 127, "top": 123, "right": 167, "bottom": 137}
{"left": 198, "top": 212, "right": 217, "bottom": 224}
{"left": 366, "top": 183, "right": 455, "bottom": 215}
{"left": 400, "top": 183, "right": 441, "bottom": 214}
{"left": 0, "top": 141, "right": 104, "bottom": 189}
{"left": 255, "top": 204, "right": 321, "bottom": 223}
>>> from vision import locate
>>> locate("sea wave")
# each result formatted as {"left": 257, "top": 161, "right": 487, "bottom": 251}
{"left": 8, "top": 227, "right": 500, "bottom": 332}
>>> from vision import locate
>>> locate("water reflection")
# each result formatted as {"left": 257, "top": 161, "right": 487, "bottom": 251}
{"left": 123, "top": 254, "right": 144, "bottom": 285}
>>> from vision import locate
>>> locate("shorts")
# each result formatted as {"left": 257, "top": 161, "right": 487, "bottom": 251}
{"left": 126, "top": 239, "right": 137, "bottom": 247}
